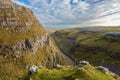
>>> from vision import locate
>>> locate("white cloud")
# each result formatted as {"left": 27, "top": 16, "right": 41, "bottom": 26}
{"left": 13, "top": 0, "right": 120, "bottom": 28}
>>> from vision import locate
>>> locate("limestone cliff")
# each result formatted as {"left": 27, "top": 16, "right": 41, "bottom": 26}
{"left": 0, "top": 0, "right": 66, "bottom": 79}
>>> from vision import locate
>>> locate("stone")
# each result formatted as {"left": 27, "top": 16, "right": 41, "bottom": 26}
{"left": 104, "top": 32, "right": 120, "bottom": 38}
{"left": 56, "top": 64, "right": 63, "bottom": 69}
{"left": 77, "top": 67, "right": 85, "bottom": 71}
{"left": 38, "top": 65, "right": 44, "bottom": 69}
{"left": 29, "top": 77, "right": 33, "bottom": 80}
{"left": 79, "top": 61, "right": 89, "bottom": 65}
{"left": 96, "top": 66, "right": 109, "bottom": 74}
{"left": 29, "top": 65, "right": 38, "bottom": 75}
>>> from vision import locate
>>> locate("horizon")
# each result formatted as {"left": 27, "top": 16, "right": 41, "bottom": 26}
{"left": 12, "top": 0, "right": 120, "bottom": 28}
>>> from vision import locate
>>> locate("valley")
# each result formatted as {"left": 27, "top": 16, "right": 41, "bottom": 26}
{"left": 51, "top": 37, "right": 74, "bottom": 66}
{"left": 0, "top": 0, "right": 120, "bottom": 80}
{"left": 52, "top": 27, "right": 120, "bottom": 75}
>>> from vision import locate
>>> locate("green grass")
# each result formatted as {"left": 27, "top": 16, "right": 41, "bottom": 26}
{"left": 32, "top": 64, "right": 118, "bottom": 80}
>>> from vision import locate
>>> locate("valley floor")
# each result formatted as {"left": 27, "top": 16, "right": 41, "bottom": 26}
{"left": 50, "top": 37, "right": 74, "bottom": 66}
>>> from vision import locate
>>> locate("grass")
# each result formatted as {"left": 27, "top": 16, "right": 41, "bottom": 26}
{"left": 32, "top": 64, "right": 118, "bottom": 80}
{"left": 0, "top": 26, "right": 45, "bottom": 46}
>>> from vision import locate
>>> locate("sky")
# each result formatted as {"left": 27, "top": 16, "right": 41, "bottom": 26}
{"left": 12, "top": 0, "right": 120, "bottom": 28}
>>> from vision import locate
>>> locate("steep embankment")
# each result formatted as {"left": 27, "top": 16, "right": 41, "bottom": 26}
{"left": 52, "top": 27, "right": 120, "bottom": 75}
{"left": 0, "top": 0, "right": 66, "bottom": 79}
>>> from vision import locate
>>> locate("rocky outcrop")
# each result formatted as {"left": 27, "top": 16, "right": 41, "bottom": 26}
{"left": 13, "top": 34, "right": 48, "bottom": 54}
{"left": 0, "top": 34, "right": 48, "bottom": 60}
{"left": 104, "top": 32, "right": 120, "bottom": 42}
{"left": 96, "top": 66, "right": 109, "bottom": 74}
{"left": 0, "top": 0, "right": 44, "bottom": 33}
{"left": 104, "top": 32, "right": 120, "bottom": 38}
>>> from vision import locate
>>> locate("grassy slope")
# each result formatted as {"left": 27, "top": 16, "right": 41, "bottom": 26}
{"left": 52, "top": 27, "right": 120, "bottom": 75}
{"left": 32, "top": 64, "right": 118, "bottom": 80}
{"left": 0, "top": 27, "right": 45, "bottom": 46}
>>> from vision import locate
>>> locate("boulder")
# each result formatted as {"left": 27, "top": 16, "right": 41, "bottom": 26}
{"left": 79, "top": 61, "right": 89, "bottom": 65}
{"left": 77, "top": 67, "right": 85, "bottom": 71}
{"left": 29, "top": 65, "right": 38, "bottom": 75}
{"left": 56, "top": 64, "right": 63, "bottom": 69}
{"left": 96, "top": 66, "right": 109, "bottom": 74}
{"left": 38, "top": 65, "right": 44, "bottom": 69}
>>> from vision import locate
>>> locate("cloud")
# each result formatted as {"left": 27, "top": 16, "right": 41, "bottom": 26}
{"left": 13, "top": 0, "right": 120, "bottom": 28}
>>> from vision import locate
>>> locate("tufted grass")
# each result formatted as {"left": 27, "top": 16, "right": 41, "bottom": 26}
{"left": 32, "top": 64, "right": 117, "bottom": 80}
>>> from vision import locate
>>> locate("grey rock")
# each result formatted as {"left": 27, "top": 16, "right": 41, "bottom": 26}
{"left": 79, "top": 61, "right": 89, "bottom": 65}
{"left": 56, "top": 64, "right": 63, "bottom": 69}
{"left": 77, "top": 67, "right": 85, "bottom": 71}
{"left": 29, "top": 65, "right": 38, "bottom": 74}
{"left": 104, "top": 32, "right": 120, "bottom": 38}
{"left": 38, "top": 65, "right": 44, "bottom": 69}
{"left": 96, "top": 66, "right": 109, "bottom": 74}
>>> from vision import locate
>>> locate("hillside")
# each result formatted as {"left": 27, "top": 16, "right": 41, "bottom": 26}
{"left": 52, "top": 27, "right": 120, "bottom": 75}
{"left": 0, "top": 0, "right": 66, "bottom": 79}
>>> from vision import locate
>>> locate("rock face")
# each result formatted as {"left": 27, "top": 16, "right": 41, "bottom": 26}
{"left": 11, "top": 34, "right": 48, "bottom": 55}
{"left": 0, "top": 0, "right": 47, "bottom": 56}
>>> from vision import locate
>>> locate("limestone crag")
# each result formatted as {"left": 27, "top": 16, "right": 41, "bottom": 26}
{"left": 0, "top": 0, "right": 49, "bottom": 60}
{"left": 0, "top": 0, "right": 43, "bottom": 33}
{"left": 0, "top": 0, "right": 67, "bottom": 79}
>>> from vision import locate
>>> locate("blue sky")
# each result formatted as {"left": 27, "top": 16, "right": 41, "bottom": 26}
{"left": 13, "top": 0, "right": 120, "bottom": 28}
